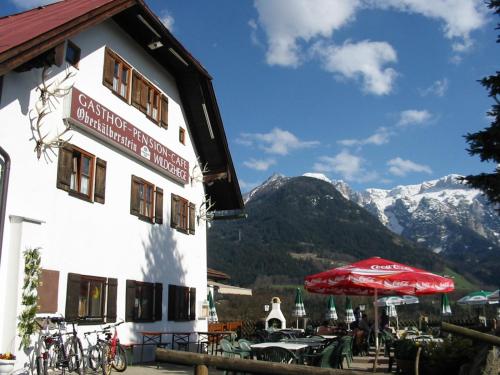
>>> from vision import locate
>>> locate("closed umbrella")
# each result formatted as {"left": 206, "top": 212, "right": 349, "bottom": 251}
{"left": 441, "top": 293, "right": 452, "bottom": 316}
{"left": 345, "top": 296, "right": 355, "bottom": 330}
{"left": 292, "top": 288, "right": 306, "bottom": 328}
{"left": 325, "top": 296, "right": 338, "bottom": 321}
{"left": 207, "top": 290, "right": 218, "bottom": 323}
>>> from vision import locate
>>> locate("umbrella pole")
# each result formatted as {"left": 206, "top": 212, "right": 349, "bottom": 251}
{"left": 374, "top": 289, "right": 379, "bottom": 350}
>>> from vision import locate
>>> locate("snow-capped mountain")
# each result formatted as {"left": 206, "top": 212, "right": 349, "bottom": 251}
{"left": 302, "top": 173, "right": 500, "bottom": 255}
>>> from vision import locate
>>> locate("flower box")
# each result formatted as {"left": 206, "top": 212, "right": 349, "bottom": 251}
{"left": 0, "top": 359, "right": 15, "bottom": 374}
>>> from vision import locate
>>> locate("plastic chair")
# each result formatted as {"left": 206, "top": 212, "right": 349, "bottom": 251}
{"left": 219, "top": 338, "right": 250, "bottom": 359}
{"left": 339, "top": 335, "right": 353, "bottom": 368}
{"left": 302, "top": 341, "right": 339, "bottom": 367}
{"left": 255, "top": 346, "right": 298, "bottom": 364}
{"left": 236, "top": 339, "right": 252, "bottom": 358}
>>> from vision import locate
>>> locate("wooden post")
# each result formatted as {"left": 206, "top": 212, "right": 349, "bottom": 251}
{"left": 194, "top": 364, "right": 208, "bottom": 375}
{"left": 441, "top": 322, "right": 500, "bottom": 346}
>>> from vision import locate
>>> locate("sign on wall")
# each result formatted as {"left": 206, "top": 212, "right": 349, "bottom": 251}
{"left": 64, "top": 88, "right": 189, "bottom": 184}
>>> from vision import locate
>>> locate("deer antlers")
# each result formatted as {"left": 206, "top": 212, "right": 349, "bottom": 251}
{"left": 30, "top": 65, "right": 76, "bottom": 159}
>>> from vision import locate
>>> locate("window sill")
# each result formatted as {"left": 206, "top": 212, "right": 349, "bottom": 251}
{"left": 135, "top": 214, "right": 154, "bottom": 224}
{"left": 68, "top": 190, "right": 93, "bottom": 203}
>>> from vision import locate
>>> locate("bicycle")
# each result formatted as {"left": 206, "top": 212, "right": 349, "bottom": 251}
{"left": 86, "top": 321, "right": 127, "bottom": 375}
{"left": 35, "top": 316, "right": 84, "bottom": 375}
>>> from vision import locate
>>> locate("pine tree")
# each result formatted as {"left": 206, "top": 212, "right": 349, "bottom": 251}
{"left": 463, "top": 1, "right": 500, "bottom": 206}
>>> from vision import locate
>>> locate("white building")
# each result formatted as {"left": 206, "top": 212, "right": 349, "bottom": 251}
{"left": 0, "top": 0, "right": 243, "bottom": 365}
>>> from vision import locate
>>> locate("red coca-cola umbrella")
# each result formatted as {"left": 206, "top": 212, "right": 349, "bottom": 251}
{"left": 304, "top": 257, "right": 454, "bottom": 350}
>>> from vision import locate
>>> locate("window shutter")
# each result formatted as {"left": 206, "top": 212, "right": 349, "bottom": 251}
{"left": 182, "top": 287, "right": 190, "bottom": 321}
{"left": 106, "top": 278, "right": 117, "bottom": 323}
{"left": 160, "top": 95, "right": 168, "bottom": 129}
{"left": 94, "top": 158, "right": 107, "bottom": 204}
{"left": 155, "top": 187, "right": 163, "bottom": 224}
{"left": 125, "top": 280, "right": 136, "bottom": 322}
{"left": 189, "top": 287, "right": 196, "bottom": 321}
{"left": 38, "top": 269, "right": 59, "bottom": 314}
{"left": 57, "top": 145, "right": 73, "bottom": 191}
{"left": 188, "top": 203, "right": 196, "bottom": 234}
{"left": 103, "top": 51, "right": 115, "bottom": 88}
{"left": 65, "top": 273, "right": 81, "bottom": 321}
{"left": 130, "top": 176, "right": 141, "bottom": 216}
{"left": 131, "top": 72, "right": 141, "bottom": 108}
{"left": 168, "top": 284, "right": 176, "bottom": 321}
{"left": 140, "top": 80, "right": 148, "bottom": 111}
{"left": 170, "top": 194, "right": 180, "bottom": 228}
{"left": 154, "top": 283, "right": 163, "bottom": 321}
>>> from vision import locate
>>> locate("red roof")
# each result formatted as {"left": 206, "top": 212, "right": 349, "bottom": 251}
{"left": 0, "top": 0, "right": 117, "bottom": 55}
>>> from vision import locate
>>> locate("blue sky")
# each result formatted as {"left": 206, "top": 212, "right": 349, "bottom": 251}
{"left": 2, "top": 1, "right": 499, "bottom": 192}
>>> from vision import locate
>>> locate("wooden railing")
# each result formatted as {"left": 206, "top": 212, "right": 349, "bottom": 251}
{"left": 156, "top": 348, "right": 368, "bottom": 375}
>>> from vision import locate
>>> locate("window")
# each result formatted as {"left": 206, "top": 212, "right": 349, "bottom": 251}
{"left": 131, "top": 72, "right": 168, "bottom": 127}
{"left": 65, "top": 40, "right": 81, "bottom": 68}
{"left": 65, "top": 273, "right": 117, "bottom": 323}
{"left": 179, "top": 127, "right": 186, "bottom": 144}
{"left": 130, "top": 175, "right": 163, "bottom": 224}
{"left": 168, "top": 285, "right": 196, "bottom": 321}
{"left": 103, "top": 48, "right": 131, "bottom": 100}
{"left": 57, "top": 144, "right": 106, "bottom": 203}
{"left": 171, "top": 194, "right": 195, "bottom": 234}
{"left": 125, "top": 280, "right": 162, "bottom": 322}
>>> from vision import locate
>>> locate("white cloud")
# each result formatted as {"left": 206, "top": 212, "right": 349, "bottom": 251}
{"left": 313, "top": 150, "right": 378, "bottom": 182}
{"left": 237, "top": 128, "right": 319, "bottom": 155}
{"left": 419, "top": 79, "right": 448, "bottom": 97}
{"left": 339, "top": 127, "right": 391, "bottom": 147}
{"left": 366, "top": 0, "right": 488, "bottom": 52}
{"left": 160, "top": 10, "right": 175, "bottom": 31}
{"left": 312, "top": 40, "right": 398, "bottom": 95}
{"left": 243, "top": 158, "right": 277, "bottom": 171}
{"left": 253, "top": 0, "right": 360, "bottom": 67}
{"left": 387, "top": 157, "right": 432, "bottom": 176}
{"left": 397, "top": 109, "right": 432, "bottom": 127}
{"left": 10, "top": 0, "right": 57, "bottom": 8}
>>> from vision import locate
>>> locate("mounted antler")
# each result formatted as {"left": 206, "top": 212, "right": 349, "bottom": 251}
{"left": 190, "top": 160, "right": 209, "bottom": 186}
{"left": 30, "top": 65, "right": 76, "bottom": 159}
{"left": 197, "top": 194, "right": 216, "bottom": 224}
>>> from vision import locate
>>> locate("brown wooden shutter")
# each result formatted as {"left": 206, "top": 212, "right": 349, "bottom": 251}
{"left": 130, "top": 176, "right": 141, "bottom": 216}
{"left": 125, "top": 280, "right": 136, "bottom": 322}
{"left": 155, "top": 187, "right": 163, "bottom": 224}
{"left": 160, "top": 95, "right": 168, "bottom": 129}
{"left": 154, "top": 283, "right": 163, "bottom": 321}
{"left": 188, "top": 203, "right": 196, "bottom": 234}
{"left": 168, "top": 284, "right": 176, "bottom": 321}
{"left": 38, "top": 269, "right": 59, "bottom": 313}
{"left": 65, "top": 273, "right": 81, "bottom": 321}
{"left": 57, "top": 145, "right": 73, "bottom": 191}
{"left": 131, "top": 72, "right": 141, "bottom": 108}
{"left": 103, "top": 50, "right": 115, "bottom": 88}
{"left": 189, "top": 287, "right": 196, "bottom": 320}
{"left": 94, "top": 158, "right": 107, "bottom": 204}
{"left": 106, "top": 278, "right": 117, "bottom": 323}
{"left": 171, "top": 194, "right": 180, "bottom": 228}
{"left": 140, "top": 80, "right": 148, "bottom": 111}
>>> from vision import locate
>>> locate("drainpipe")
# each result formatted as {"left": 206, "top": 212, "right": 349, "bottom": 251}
{"left": 0, "top": 145, "right": 10, "bottom": 266}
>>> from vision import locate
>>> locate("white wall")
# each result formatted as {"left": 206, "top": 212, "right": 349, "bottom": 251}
{"left": 0, "top": 19, "right": 209, "bottom": 362}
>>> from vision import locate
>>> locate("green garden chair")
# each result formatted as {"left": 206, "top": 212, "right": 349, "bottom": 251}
{"left": 219, "top": 338, "right": 250, "bottom": 359}
{"left": 340, "top": 335, "right": 353, "bottom": 368}
{"left": 256, "top": 346, "right": 298, "bottom": 364}
{"left": 302, "top": 341, "right": 339, "bottom": 367}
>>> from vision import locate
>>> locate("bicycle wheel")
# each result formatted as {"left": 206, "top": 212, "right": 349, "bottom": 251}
{"left": 66, "top": 337, "right": 85, "bottom": 374}
{"left": 87, "top": 345, "right": 101, "bottom": 372}
{"left": 100, "top": 343, "right": 112, "bottom": 375}
{"left": 111, "top": 344, "right": 127, "bottom": 372}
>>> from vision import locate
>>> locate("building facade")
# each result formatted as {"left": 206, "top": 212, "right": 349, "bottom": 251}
{"left": 0, "top": 0, "right": 242, "bottom": 365}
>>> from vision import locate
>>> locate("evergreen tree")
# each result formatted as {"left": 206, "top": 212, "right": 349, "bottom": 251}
{"left": 463, "top": 1, "right": 500, "bottom": 206}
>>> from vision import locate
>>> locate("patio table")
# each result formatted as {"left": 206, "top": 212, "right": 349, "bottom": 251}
{"left": 251, "top": 342, "right": 309, "bottom": 351}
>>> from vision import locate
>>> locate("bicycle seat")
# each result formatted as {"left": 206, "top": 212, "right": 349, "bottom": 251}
{"left": 50, "top": 317, "right": 65, "bottom": 324}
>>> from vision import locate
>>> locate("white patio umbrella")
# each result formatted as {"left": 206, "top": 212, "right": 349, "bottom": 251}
{"left": 487, "top": 290, "right": 500, "bottom": 302}
{"left": 292, "top": 288, "right": 306, "bottom": 328}
{"left": 458, "top": 290, "right": 498, "bottom": 305}
{"left": 376, "top": 295, "right": 419, "bottom": 330}
{"left": 325, "top": 296, "right": 338, "bottom": 321}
